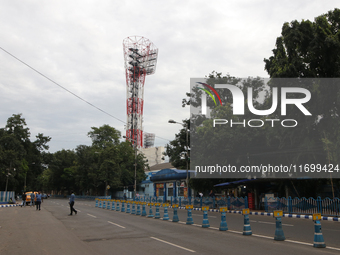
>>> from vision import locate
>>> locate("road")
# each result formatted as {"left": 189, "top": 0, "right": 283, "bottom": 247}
{"left": 0, "top": 198, "right": 339, "bottom": 255}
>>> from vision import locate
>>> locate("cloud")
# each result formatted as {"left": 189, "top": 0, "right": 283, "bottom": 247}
{"left": 0, "top": 0, "right": 338, "bottom": 152}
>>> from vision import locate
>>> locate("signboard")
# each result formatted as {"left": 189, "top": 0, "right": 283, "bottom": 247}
{"left": 273, "top": 210, "right": 283, "bottom": 217}
{"left": 313, "top": 213, "right": 322, "bottom": 221}
{"left": 242, "top": 208, "right": 250, "bottom": 215}
{"left": 186, "top": 205, "right": 193, "bottom": 210}
{"left": 220, "top": 207, "right": 228, "bottom": 212}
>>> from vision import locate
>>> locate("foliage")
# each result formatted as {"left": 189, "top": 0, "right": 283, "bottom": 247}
{"left": 0, "top": 114, "right": 50, "bottom": 194}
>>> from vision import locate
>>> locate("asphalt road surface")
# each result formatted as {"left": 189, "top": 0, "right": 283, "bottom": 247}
{"left": 1, "top": 198, "right": 339, "bottom": 255}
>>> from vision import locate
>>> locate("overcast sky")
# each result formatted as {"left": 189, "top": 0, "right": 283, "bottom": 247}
{"left": 0, "top": 1, "right": 338, "bottom": 153}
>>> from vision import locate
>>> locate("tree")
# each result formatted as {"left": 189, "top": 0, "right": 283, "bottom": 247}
{"left": 164, "top": 119, "right": 190, "bottom": 170}
{"left": 0, "top": 114, "right": 51, "bottom": 194}
{"left": 264, "top": 8, "right": 340, "bottom": 196}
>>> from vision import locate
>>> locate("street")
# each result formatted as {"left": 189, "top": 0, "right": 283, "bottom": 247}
{"left": 0, "top": 198, "right": 339, "bottom": 255}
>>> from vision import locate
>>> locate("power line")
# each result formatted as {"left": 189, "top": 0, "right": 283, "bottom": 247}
{"left": 0, "top": 46, "right": 170, "bottom": 142}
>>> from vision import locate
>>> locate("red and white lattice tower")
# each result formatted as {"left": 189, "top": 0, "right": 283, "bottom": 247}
{"left": 123, "top": 36, "right": 158, "bottom": 148}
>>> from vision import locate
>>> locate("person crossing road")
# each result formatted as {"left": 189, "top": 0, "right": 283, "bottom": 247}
{"left": 69, "top": 191, "right": 77, "bottom": 216}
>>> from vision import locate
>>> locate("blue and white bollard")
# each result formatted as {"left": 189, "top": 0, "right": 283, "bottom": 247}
{"left": 219, "top": 207, "right": 228, "bottom": 231}
{"left": 102, "top": 199, "right": 106, "bottom": 209}
{"left": 141, "top": 202, "right": 147, "bottom": 216}
{"left": 154, "top": 203, "right": 161, "bottom": 219}
{"left": 126, "top": 201, "right": 131, "bottom": 213}
{"left": 273, "top": 210, "right": 285, "bottom": 241}
{"left": 99, "top": 199, "right": 102, "bottom": 208}
{"left": 95, "top": 199, "right": 98, "bottom": 207}
{"left": 147, "top": 203, "right": 154, "bottom": 218}
{"left": 163, "top": 203, "right": 169, "bottom": 221}
{"left": 121, "top": 201, "right": 125, "bottom": 212}
{"left": 172, "top": 204, "right": 179, "bottom": 222}
{"left": 243, "top": 208, "right": 252, "bottom": 235}
{"left": 136, "top": 202, "right": 141, "bottom": 216}
{"left": 116, "top": 200, "right": 120, "bottom": 211}
{"left": 202, "top": 206, "right": 210, "bottom": 228}
{"left": 106, "top": 199, "right": 111, "bottom": 209}
{"left": 186, "top": 205, "right": 194, "bottom": 225}
{"left": 131, "top": 202, "right": 136, "bottom": 215}
{"left": 111, "top": 200, "right": 115, "bottom": 210}
{"left": 313, "top": 214, "right": 326, "bottom": 248}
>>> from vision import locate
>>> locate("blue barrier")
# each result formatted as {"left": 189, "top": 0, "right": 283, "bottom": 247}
{"left": 265, "top": 196, "right": 340, "bottom": 217}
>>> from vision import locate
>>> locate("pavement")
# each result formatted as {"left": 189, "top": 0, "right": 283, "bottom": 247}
{"left": 1, "top": 199, "right": 340, "bottom": 255}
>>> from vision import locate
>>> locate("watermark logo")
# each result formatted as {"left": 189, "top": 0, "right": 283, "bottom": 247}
{"left": 197, "top": 82, "right": 312, "bottom": 128}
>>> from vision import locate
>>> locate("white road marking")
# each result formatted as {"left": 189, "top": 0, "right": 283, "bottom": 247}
{"left": 192, "top": 214, "right": 217, "bottom": 218}
{"left": 257, "top": 221, "right": 293, "bottom": 227}
{"left": 150, "top": 237, "right": 195, "bottom": 253}
{"left": 87, "top": 213, "right": 97, "bottom": 218}
{"left": 108, "top": 221, "right": 125, "bottom": 229}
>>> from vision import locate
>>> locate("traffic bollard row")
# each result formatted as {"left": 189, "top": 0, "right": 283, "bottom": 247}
{"left": 95, "top": 199, "right": 326, "bottom": 248}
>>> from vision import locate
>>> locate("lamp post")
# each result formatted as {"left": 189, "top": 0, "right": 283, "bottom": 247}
{"left": 123, "top": 136, "right": 137, "bottom": 198}
{"left": 168, "top": 119, "right": 189, "bottom": 188}
{"left": 5, "top": 162, "right": 16, "bottom": 193}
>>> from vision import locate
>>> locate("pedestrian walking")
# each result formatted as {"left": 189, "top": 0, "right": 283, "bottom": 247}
{"left": 30, "top": 192, "right": 35, "bottom": 207}
{"left": 21, "top": 193, "right": 26, "bottom": 207}
{"left": 35, "top": 191, "right": 43, "bottom": 210}
{"left": 69, "top": 191, "right": 77, "bottom": 216}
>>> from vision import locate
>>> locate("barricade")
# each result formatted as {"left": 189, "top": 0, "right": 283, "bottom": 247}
{"left": 147, "top": 203, "right": 154, "bottom": 218}
{"left": 111, "top": 200, "right": 115, "bottom": 210}
{"left": 155, "top": 203, "right": 161, "bottom": 219}
{"left": 126, "top": 201, "right": 131, "bottom": 213}
{"left": 95, "top": 198, "right": 98, "bottom": 207}
{"left": 103, "top": 199, "right": 106, "bottom": 209}
{"left": 131, "top": 202, "right": 136, "bottom": 215}
{"left": 106, "top": 199, "right": 111, "bottom": 209}
{"left": 116, "top": 200, "right": 120, "bottom": 211}
{"left": 186, "top": 205, "right": 194, "bottom": 225}
{"left": 202, "top": 206, "right": 210, "bottom": 228}
{"left": 243, "top": 208, "right": 252, "bottom": 235}
{"left": 163, "top": 203, "right": 169, "bottom": 221}
{"left": 219, "top": 207, "right": 228, "bottom": 231}
{"left": 313, "top": 213, "right": 326, "bottom": 248}
{"left": 273, "top": 210, "right": 285, "bottom": 241}
{"left": 99, "top": 199, "right": 102, "bottom": 208}
{"left": 172, "top": 204, "right": 179, "bottom": 222}
{"left": 141, "top": 202, "right": 147, "bottom": 216}
{"left": 136, "top": 202, "right": 141, "bottom": 216}
{"left": 121, "top": 200, "right": 125, "bottom": 212}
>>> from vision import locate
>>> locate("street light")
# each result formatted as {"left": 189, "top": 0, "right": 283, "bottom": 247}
{"left": 168, "top": 119, "right": 189, "bottom": 189}
{"left": 5, "top": 162, "right": 16, "bottom": 193}
{"left": 123, "top": 136, "right": 138, "bottom": 198}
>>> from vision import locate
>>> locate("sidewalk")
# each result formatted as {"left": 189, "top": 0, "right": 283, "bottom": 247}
{"left": 0, "top": 203, "right": 95, "bottom": 255}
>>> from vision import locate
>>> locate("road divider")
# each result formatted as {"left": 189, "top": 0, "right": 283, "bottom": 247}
{"left": 243, "top": 208, "right": 252, "bottom": 236}
{"left": 163, "top": 203, "right": 169, "bottom": 221}
{"left": 186, "top": 205, "right": 194, "bottom": 225}
{"left": 273, "top": 210, "right": 285, "bottom": 241}
{"left": 202, "top": 206, "right": 210, "bottom": 228}
{"left": 147, "top": 203, "right": 154, "bottom": 218}
{"left": 219, "top": 207, "right": 228, "bottom": 231}
{"left": 172, "top": 204, "right": 179, "bottom": 222}
{"left": 313, "top": 213, "right": 326, "bottom": 248}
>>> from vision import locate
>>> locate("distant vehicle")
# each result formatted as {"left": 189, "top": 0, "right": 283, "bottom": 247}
{"left": 42, "top": 193, "right": 48, "bottom": 199}
{"left": 25, "top": 191, "right": 38, "bottom": 205}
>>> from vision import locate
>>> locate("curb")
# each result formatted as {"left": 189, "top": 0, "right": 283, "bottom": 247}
{"left": 0, "top": 204, "right": 21, "bottom": 208}
{"left": 169, "top": 206, "right": 339, "bottom": 222}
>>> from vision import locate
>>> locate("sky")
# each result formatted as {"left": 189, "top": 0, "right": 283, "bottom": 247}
{"left": 0, "top": 0, "right": 338, "bottom": 153}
